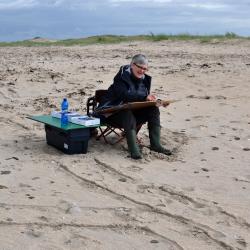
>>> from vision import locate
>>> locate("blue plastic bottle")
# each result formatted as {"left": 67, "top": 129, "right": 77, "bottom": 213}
{"left": 61, "top": 98, "right": 69, "bottom": 126}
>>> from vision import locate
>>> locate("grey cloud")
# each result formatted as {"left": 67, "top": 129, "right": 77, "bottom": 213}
{"left": 0, "top": 0, "right": 249, "bottom": 10}
{"left": 0, "top": 0, "right": 249, "bottom": 41}
{"left": 0, "top": 0, "right": 37, "bottom": 10}
{"left": 0, "top": 0, "right": 108, "bottom": 10}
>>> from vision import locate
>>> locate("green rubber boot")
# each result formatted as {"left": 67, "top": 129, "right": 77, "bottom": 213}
{"left": 126, "top": 130, "right": 142, "bottom": 159}
{"left": 149, "top": 125, "right": 172, "bottom": 155}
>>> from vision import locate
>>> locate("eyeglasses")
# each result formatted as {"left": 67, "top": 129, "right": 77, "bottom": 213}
{"left": 133, "top": 63, "right": 148, "bottom": 71}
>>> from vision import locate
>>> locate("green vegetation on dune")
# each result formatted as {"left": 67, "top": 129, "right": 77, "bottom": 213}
{"left": 0, "top": 33, "right": 248, "bottom": 47}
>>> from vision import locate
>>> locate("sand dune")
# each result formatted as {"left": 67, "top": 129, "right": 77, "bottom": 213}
{"left": 0, "top": 40, "right": 250, "bottom": 249}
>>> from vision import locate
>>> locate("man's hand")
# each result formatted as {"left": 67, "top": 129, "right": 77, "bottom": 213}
{"left": 162, "top": 101, "right": 170, "bottom": 107}
{"left": 146, "top": 94, "right": 157, "bottom": 101}
{"left": 157, "top": 99, "right": 179, "bottom": 107}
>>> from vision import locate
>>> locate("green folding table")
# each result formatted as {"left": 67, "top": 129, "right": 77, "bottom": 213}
{"left": 28, "top": 115, "right": 98, "bottom": 154}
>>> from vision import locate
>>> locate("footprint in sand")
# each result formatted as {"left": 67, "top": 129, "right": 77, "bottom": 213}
{"left": 236, "top": 236, "right": 247, "bottom": 247}
{"left": 243, "top": 148, "right": 250, "bottom": 151}
{"left": 26, "top": 194, "right": 35, "bottom": 199}
{"left": 38, "top": 216, "right": 49, "bottom": 222}
{"left": 1, "top": 171, "right": 11, "bottom": 175}
{"left": 127, "top": 165, "right": 143, "bottom": 172}
{"left": 26, "top": 229, "right": 42, "bottom": 238}
{"left": 212, "top": 147, "right": 219, "bottom": 151}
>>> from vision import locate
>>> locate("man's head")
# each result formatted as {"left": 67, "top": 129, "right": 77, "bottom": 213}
{"left": 130, "top": 54, "right": 148, "bottom": 79}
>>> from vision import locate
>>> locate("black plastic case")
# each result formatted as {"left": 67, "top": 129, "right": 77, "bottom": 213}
{"left": 45, "top": 124, "right": 90, "bottom": 154}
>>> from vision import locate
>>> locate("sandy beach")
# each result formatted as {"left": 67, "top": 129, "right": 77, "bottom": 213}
{"left": 0, "top": 40, "right": 250, "bottom": 249}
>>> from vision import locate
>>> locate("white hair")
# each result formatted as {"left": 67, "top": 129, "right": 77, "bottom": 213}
{"left": 131, "top": 54, "right": 148, "bottom": 65}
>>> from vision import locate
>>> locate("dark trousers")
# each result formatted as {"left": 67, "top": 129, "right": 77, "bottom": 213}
{"left": 105, "top": 106, "right": 160, "bottom": 131}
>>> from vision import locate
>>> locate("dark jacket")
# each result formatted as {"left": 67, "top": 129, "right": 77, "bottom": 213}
{"left": 98, "top": 65, "right": 151, "bottom": 109}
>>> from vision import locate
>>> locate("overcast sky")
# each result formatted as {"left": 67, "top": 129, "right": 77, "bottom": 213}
{"left": 0, "top": 0, "right": 249, "bottom": 41}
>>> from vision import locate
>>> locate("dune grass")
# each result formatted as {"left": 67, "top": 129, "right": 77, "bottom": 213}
{"left": 0, "top": 33, "right": 248, "bottom": 47}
